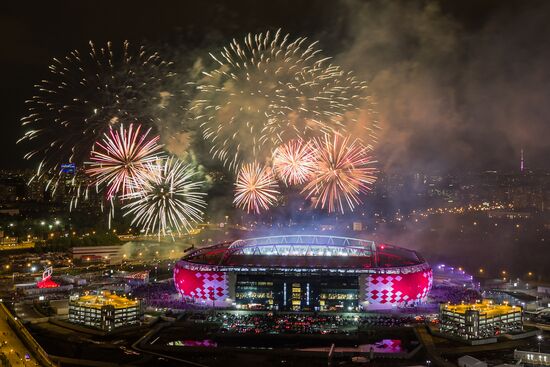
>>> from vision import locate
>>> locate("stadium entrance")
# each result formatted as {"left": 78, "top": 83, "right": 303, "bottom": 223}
{"left": 234, "top": 274, "right": 359, "bottom": 311}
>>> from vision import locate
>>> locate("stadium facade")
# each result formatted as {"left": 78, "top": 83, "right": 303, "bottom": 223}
{"left": 174, "top": 235, "right": 432, "bottom": 311}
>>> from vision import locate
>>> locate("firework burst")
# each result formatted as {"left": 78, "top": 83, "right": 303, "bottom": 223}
{"left": 234, "top": 162, "right": 280, "bottom": 214}
{"left": 122, "top": 157, "right": 206, "bottom": 237}
{"left": 85, "top": 124, "right": 164, "bottom": 200}
{"left": 302, "top": 135, "right": 377, "bottom": 213}
{"left": 191, "top": 29, "right": 374, "bottom": 170}
{"left": 272, "top": 139, "right": 316, "bottom": 185}
{"left": 19, "top": 40, "right": 178, "bottom": 182}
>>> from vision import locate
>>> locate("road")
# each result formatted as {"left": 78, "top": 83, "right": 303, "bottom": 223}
{"left": 0, "top": 305, "right": 40, "bottom": 366}
{"left": 414, "top": 325, "right": 456, "bottom": 367}
{"left": 525, "top": 320, "right": 550, "bottom": 331}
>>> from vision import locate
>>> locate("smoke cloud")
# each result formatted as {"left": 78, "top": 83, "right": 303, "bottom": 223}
{"left": 331, "top": 0, "right": 550, "bottom": 173}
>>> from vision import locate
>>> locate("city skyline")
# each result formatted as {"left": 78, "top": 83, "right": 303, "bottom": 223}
{"left": 0, "top": 2, "right": 548, "bottom": 366}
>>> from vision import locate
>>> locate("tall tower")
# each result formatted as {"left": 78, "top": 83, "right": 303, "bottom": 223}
{"left": 520, "top": 149, "right": 524, "bottom": 173}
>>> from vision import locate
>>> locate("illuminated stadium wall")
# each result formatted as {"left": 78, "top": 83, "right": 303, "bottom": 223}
{"left": 173, "top": 267, "right": 229, "bottom": 301}
{"left": 361, "top": 269, "right": 433, "bottom": 309}
{"left": 173, "top": 235, "right": 433, "bottom": 311}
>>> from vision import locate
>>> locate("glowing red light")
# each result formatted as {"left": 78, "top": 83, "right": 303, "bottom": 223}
{"left": 36, "top": 276, "right": 59, "bottom": 289}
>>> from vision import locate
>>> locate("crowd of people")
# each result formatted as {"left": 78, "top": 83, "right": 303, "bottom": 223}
{"left": 212, "top": 313, "right": 357, "bottom": 334}
{"left": 133, "top": 281, "right": 174, "bottom": 300}
{"left": 133, "top": 282, "right": 219, "bottom": 310}
{"left": 429, "top": 285, "right": 481, "bottom": 304}
{"left": 193, "top": 312, "right": 424, "bottom": 335}
{"left": 132, "top": 281, "right": 185, "bottom": 309}
{"left": 358, "top": 315, "right": 423, "bottom": 328}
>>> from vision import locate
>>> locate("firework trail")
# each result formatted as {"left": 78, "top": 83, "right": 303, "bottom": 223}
{"left": 122, "top": 157, "right": 206, "bottom": 237}
{"left": 191, "top": 29, "right": 374, "bottom": 170}
{"left": 234, "top": 162, "right": 280, "bottom": 214}
{"left": 272, "top": 139, "right": 316, "bottom": 185}
{"left": 85, "top": 124, "right": 164, "bottom": 200}
{"left": 19, "top": 40, "right": 178, "bottom": 186}
{"left": 302, "top": 135, "right": 377, "bottom": 213}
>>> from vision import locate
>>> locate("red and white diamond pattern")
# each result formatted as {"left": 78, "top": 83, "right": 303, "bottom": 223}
{"left": 366, "top": 269, "right": 432, "bottom": 306}
{"left": 174, "top": 267, "right": 229, "bottom": 301}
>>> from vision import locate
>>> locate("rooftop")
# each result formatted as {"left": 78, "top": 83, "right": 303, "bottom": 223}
{"left": 442, "top": 300, "right": 521, "bottom": 317}
{"left": 70, "top": 291, "right": 138, "bottom": 309}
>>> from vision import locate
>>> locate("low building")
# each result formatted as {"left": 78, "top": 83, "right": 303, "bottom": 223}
{"left": 440, "top": 300, "right": 523, "bottom": 340}
{"left": 483, "top": 289, "right": 539, "bottom": 310}
{"left": 15, "top": 281, "right": 73, "bottom": 297}
{"left": 458, "top": 355, "right": 487, "bottom": 367}
{"left": 112, "top": 271, "right": 149, "bottom": 287}
{"left": 68, "top": 291, "right": 141, "bottom": 331}
{"left": 71, "top": 246, "right": 123, "bottom": 264}
{"left": 514, "top": 350, "right": 550, "bottom": 366}
{"left": 49, "top": 299, "right": 69, "bottom": 315}
{"left": 59, "top": 275, "right": 87, "bottom": 286}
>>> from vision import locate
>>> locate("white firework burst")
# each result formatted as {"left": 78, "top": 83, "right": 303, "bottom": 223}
{"left": 272, "top": 139, "right": 317, "bottom": 186}
{"left": 19, "top": 40, "right": 178, "bottom": 184}
{"left": 191, "top": 29, "right": 375, "bottom": 170}
{"left": 122, "top": 157, "right": 206, "bottom": 237}
{"left": 234, "top": 162, "right": 280, "bottom": 214}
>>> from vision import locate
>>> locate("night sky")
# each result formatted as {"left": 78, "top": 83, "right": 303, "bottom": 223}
{"left": 2, "top": 0, "right": 549, "bottom": 172}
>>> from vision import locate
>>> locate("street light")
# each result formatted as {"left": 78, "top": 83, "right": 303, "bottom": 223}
{"left": 537, "top": 335, "right": 543, "bottom": 353}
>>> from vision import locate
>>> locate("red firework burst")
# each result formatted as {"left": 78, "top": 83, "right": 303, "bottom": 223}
{"left": 85, "top": 124, "right": 163, "bottom": 199}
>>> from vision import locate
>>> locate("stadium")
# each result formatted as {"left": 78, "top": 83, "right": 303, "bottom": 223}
{"left": 174, "top": 235, "right": 433, "bottom": 311}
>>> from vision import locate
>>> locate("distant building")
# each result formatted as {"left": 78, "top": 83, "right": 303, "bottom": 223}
{"left": 112, "top": 271, "right": 149, "bottom": 287}
{"left": 15, "top": 282, "right": 73, "bottom": 297}
{"left": 68, "top": 291, "right": 141, "bottom": 331}
{"left": 352, "top": 222, "right": 362, "bottom": 231}
{"left": 440, "top": 300, "right": 523, "bottom": 340}
{"left": 482, "top": 290, "right": 539, "bottom": 311}
{"left": 0, "top": 208, "right": 19, "bottom": 216}
{"left": 487, "top": 210, "right": 532, "bottom": 219}
{"left": 71, "top": 245, "right": 123, "bottom": 264}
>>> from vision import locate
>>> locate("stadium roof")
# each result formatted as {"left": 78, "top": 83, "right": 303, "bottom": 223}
{"left": 181, "top": 235, "right": 426, "bottom": 271}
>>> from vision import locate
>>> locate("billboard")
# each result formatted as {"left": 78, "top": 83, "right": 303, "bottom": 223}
{"left": 60, "top": 163, "right": 76, "bottom": 174}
